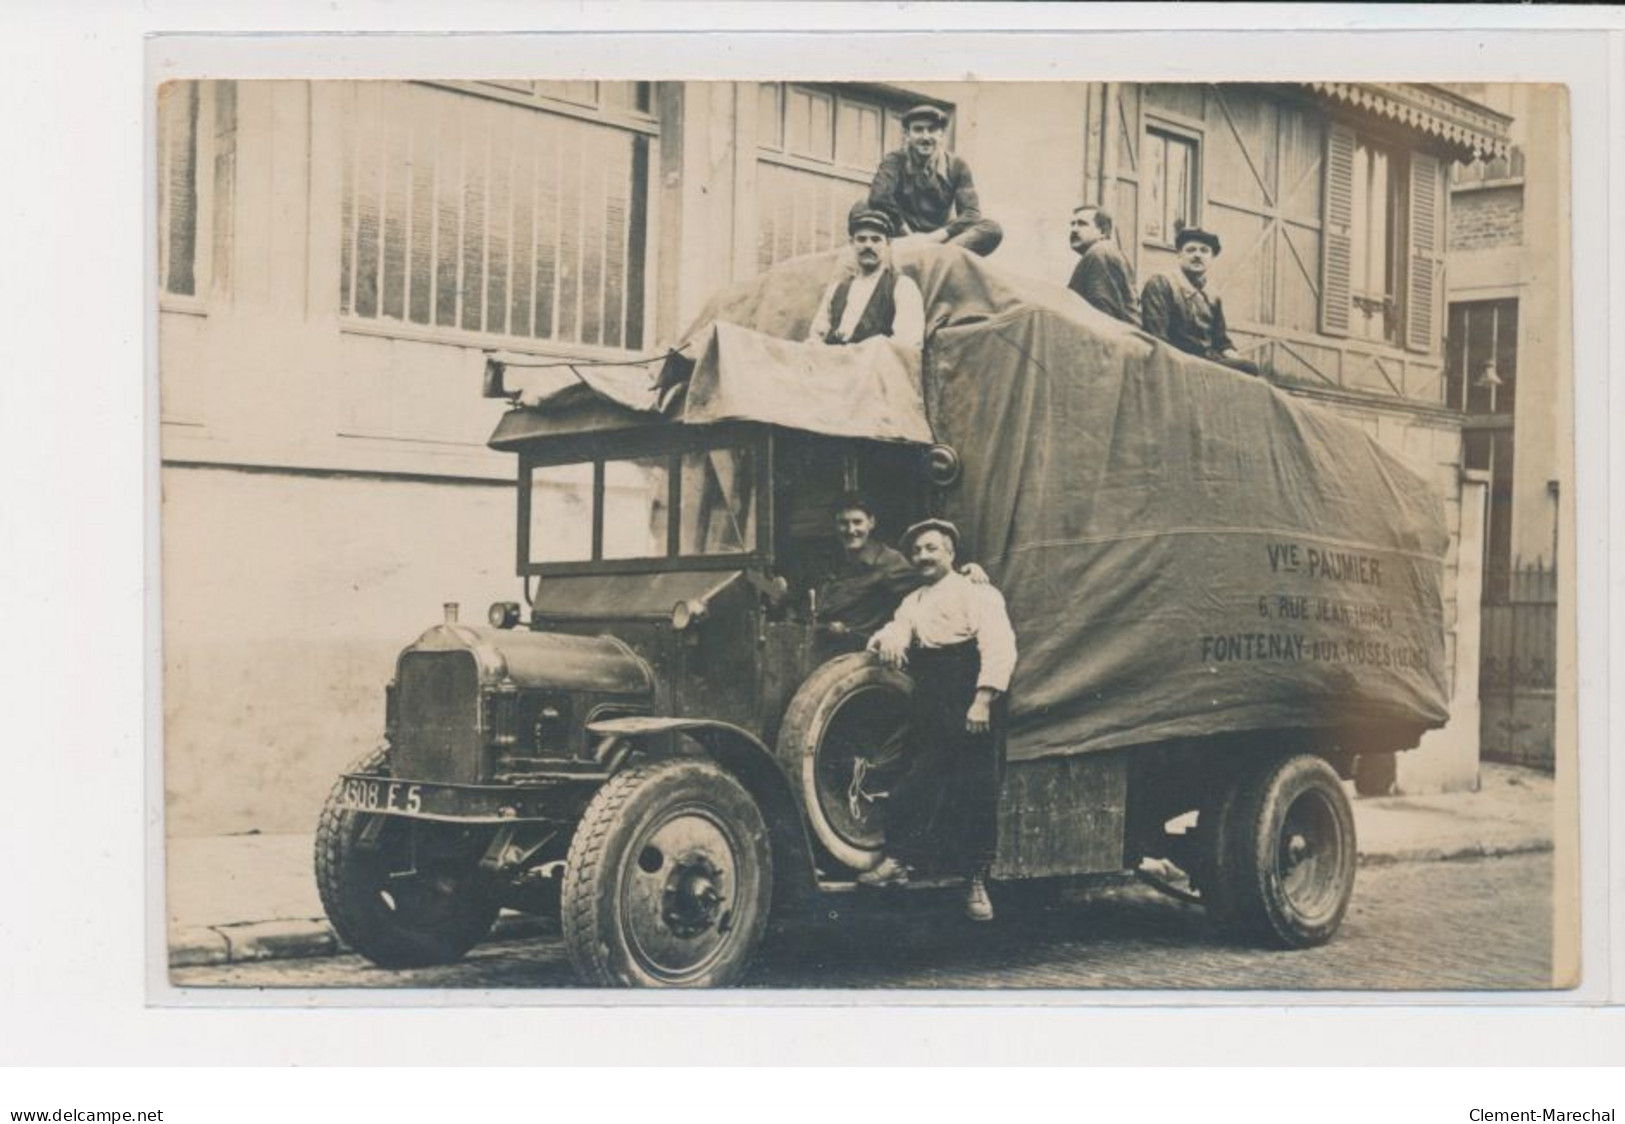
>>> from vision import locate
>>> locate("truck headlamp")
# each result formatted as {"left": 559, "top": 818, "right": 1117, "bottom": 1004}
{"left": 671, "top": 599, "right": 708, "bottom": 631}
{"left": 488, "top": 601, "right": 523, "bottom": 629}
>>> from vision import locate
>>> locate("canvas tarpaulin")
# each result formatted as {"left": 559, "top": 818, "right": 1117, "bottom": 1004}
{"left": 678, "top": 245, "right": 1451, "bottom": 761}
{"left": 680, "top": 321, "right": 931, "bottom": 443}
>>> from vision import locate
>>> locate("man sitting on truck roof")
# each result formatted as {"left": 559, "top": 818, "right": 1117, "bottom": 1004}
{"left": 1140, "top": 225, "right": 1262, "bottom": 377}
{"left": 808, "top": 206, "right": 925, "bottom": 352}
{"left": 861, "top": 519, "right": 1017, "bottom": 923}
{"left": 1067, "top": 204, "right": 1140, "bottom": 327}
{"left": 867, "top": 104, "right": 1004, "bottom": 258}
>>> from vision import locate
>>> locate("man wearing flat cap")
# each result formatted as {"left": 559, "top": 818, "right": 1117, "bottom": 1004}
{"left": 1140, "top": 225, "right": 1261, "bottom": 376}
{"left": 862, "top": 518, "right": 1017, "bottom": 922}
{"left": 807, "top": 204, "right": 925, "bottom": 351}
{"left": 867, "top": 104, "right": 1004, "bottom": 258}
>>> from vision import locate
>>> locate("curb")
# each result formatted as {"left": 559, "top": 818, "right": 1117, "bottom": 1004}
{"left": 1356, "top": 836, "right": 1553, "bottom": 867}
{"left": 168, "top": 912, "right": 556, "bottom": 971}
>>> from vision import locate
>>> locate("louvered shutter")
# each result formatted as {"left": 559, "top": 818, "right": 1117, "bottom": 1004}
{"left": 1406, "top": 152, "right": 1441, "bottom": 353}
{"left": 1319, "top": 123, "right": 1355, "bottom": 337}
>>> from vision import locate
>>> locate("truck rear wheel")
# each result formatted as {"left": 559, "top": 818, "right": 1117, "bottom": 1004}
{"left": 314, "top": 747, "right": 500, "bottom": 968}
{"left": 561, "top": 758, "right": 772, "bottom": 988}
{"left": 1200, "top": 753, "right": 1356, "bottom": 949}
{"left": 778, "top": 652, "right": 912, "bottom": 872}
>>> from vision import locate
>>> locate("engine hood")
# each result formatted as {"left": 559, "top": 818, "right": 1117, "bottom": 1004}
{"left": 405, "top": 620, "right": 654, "bottom": 696}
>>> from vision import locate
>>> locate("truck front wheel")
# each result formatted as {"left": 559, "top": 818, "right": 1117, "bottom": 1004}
{"left": 561, "top": 758, "right": 772, "bottom": 988}
{"left": 1201, "top": 753, "right": 1357, "bottom": 949}
{"left": 314, "top": 747, "right": 500, "bottom": 968}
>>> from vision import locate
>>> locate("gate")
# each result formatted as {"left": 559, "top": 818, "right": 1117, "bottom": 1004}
{"left": 1479, "top": 558, "right": 1557, "bottom": 770}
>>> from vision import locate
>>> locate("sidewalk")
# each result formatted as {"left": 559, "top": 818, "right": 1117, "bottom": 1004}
{"left": 165, "top": 762, "right": 1554, "bottom": 969}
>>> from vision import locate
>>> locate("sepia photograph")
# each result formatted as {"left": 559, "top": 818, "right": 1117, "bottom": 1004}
{"left": 157, "top": 75, "right": 1575, "bottom": 993}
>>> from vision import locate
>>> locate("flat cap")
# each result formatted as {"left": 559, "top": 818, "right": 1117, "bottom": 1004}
{"left": 1174, "top": 226, "right": 1222, "bottom": 255}
{"left": 901, "top": 104, "right": 950, "bottom": 129}
{"left": 901, "top": 517, "right": 960, "bottom": 553}
{"left": 847, "top": 205, "right": 894, "bottom": 237}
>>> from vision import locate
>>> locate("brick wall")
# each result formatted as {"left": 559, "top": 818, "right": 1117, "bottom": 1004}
{"left": 1449, "top": 184, "right": 1524, "bottom": 252}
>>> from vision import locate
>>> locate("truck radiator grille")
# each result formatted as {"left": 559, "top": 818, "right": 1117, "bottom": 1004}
{"left": 392, "top": 651, "right": 483, "bottom": 784}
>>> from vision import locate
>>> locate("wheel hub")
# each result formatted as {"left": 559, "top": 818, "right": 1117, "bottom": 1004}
{"left": 1284, "top": 832, "right": 1311, "bottom": 867}
{"left": 661, "top": 855, "right": 727, "bottom": 938}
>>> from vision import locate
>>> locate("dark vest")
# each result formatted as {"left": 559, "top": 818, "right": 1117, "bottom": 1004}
{"left": 824, "top": 269, "right": 898, "bottom": 345}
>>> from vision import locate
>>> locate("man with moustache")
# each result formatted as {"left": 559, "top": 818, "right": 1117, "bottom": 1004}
{"left": 1066, "top": 204, "right": 1140, "bottom": 326}
{"left": 807, "top": 206, "right": 925, "bottom": 351}
{"left": 867, "top": 104, "right": 1003, "bottom": 257}
{"left": 861, "top": 519, "right": 1017, "bottom": 922}
{"left": 815, "top": 493, "right": 991, "bottom": 637}
{"left": 1139, "top": 225, "right": 1261, "bottom": 376}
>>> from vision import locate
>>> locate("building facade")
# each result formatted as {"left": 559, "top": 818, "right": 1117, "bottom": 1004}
{"left": 158, "top": 80, "right": 1511, "bottom": 835}
{"left": 1441, "top": 84, "right": 1569, "bottom": 768}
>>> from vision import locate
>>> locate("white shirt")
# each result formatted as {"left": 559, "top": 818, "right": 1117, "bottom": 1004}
{"left": 872, "top": 570, "right": 1018, "bottom": 693}
{"left": 807, "top": 269, "right": 926, "bottom": 352}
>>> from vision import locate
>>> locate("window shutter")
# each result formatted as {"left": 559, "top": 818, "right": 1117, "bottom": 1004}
{"left": 1319, "top": 123, "right": 1355, "bottom": 337}
{"left": 1406, "top": 152, "right": 1441, "bottom": 353}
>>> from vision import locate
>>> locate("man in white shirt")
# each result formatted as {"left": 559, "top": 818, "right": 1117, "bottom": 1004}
{"left": 861, "top": 519, "right": 1017, "bottom": 921}
{"left": 807, "top": 206, "right": 926, "bottom": 353}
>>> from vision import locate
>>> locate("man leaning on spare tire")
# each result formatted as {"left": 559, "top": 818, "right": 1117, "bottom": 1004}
{"left": 862, "top": 518, "right": 1018, "bottom": 921}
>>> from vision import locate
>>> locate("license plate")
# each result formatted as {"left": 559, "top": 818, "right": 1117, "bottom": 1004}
{"left": 338, "top": 776, "right": 424, "bottom": 815}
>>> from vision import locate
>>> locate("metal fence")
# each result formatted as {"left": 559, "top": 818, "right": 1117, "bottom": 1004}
{"left": 1479, "top": 558, "right": 1556, "bottom": 770}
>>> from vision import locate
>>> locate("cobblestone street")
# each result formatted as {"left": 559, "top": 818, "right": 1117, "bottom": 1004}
{"left": 171, "top": 851, "right": 1555, "bottom": 993}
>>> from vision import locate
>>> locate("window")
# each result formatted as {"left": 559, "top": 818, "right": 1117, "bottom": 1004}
{"left": 158, "top": 83, "right": 200, "bottom": 297}
{"left": 754, "top": 84, "right": 929, "bottom": 270}
{"left": 157, "top": 80, "right": 236, "bottom": 301}
{"left": 1142, "top": 124, "right": 1201, "bottom": 245}
{"left": 1321, "top": 123, "right": 1439, "bottom": 353}
{"left": 601, "top": 457, "right": 671, "bottom": 560}
{"left": 1349, "top": 137, "right": 1407, "bottom": 344}
{"left": 1446, "top": 300, "right": 1518, "bottom": 416}
{"left": 340, "top": 82, "right": 654, "bottom": 350}
{"left": 679, "top": 448, "right": 757, "bottom": 555}
{"left": 529, "top": 463, "right": 594, "bottom": 563}
{"left": 524, "top": 444, "right": 760, "bottom": 569}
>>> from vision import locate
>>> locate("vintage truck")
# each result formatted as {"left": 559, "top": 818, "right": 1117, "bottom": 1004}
{"left": 315, "top": 246, "right": 1451, "bottom": 987}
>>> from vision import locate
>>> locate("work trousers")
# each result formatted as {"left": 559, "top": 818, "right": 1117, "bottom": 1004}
{"left": 885, "top": 641, "right": 1005, "bottom": 877}
{"left": 945, "top": 218, "right": 1005, "bottom": 258}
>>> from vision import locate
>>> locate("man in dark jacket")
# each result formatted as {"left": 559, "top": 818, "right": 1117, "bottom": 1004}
{"left": 1140, "top": 226, "right": 1261, "bottom": 376}
{"left": 1067, "top": 205, "right": 1139, "bottom": 326}
{"left": 807, "top": 207, "right": 925, "bottom": 351}
{"left": 867, "top": 105, "right": 1003, "bottom": 257}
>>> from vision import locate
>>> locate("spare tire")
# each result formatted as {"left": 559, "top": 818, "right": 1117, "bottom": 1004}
{"left": 777, "top": 652, "right": 912, "bottom": 873}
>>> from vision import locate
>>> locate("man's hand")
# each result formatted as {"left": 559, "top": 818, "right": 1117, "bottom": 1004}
{"left": 965, "top": 688, "right": 996, "bottom": 733}
{"left": 867, "top": 630, "right": 910, "bottom": 670}
{"left": 960, "top": 562, "right": 989, "bottom": 585}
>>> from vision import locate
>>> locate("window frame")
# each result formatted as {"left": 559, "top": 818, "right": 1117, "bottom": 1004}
{"left": 1347, "top": 133, "right": 1410, "bottom": 347}
{"left": 337, "top": 80, "right": 661, "bottom": 358}
{"left": 1140, "top": 116, "right": 1204, "bottom": 250}
{"left": 1445, "top": 298, "right": 1518, "bottom": 416}
{"left": 755, "top": 83, "right": 942, "bottom": 186}
{"left": 157, "top": 80, "right": 226, "bottom": 315}
{"left": 517, "top": 423, "right": 774, "bottom": 578}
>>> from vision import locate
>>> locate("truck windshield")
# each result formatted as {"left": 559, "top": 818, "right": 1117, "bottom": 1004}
{"left": 528, "top": 446, "right": 757, "bottom": 566}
